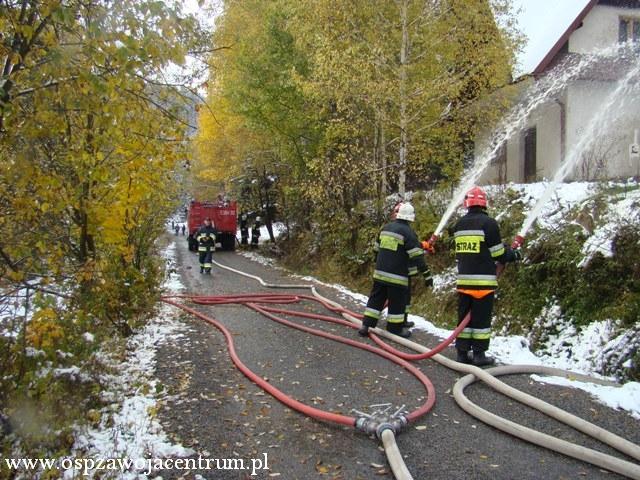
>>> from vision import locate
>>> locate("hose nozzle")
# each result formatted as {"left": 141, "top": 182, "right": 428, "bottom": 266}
{"left": 421, "top": 234, "right": 438, "bottom": 254}
{"left": 511, "top": 234, "right": 525, "bottom": 250}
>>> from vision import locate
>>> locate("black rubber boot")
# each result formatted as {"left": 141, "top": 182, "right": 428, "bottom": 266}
{"left": 358, "top": 326, "right": 369, "bottom": 337}
{"left": 472, "top": 351, "right": 496, "bottom": 367}
{"left": 402, "top": 319, "right": 415, "bottom": 328}
{"left": 205, "top": 268, "right": 211, "bottom": 275}
{"left": 393, "top": 328, "right": 412, "bottom": 338}
{"left": 386, "top": 324, "right": 410, "bottom": 337}
{"left": 200, "top": 266, "right": 204, "bottom": 274}
{"left": 456, "top": 349, "right": 472, "bottom": 364}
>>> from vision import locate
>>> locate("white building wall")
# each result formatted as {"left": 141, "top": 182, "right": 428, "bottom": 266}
{"left": 566, "top": 80, "right": 640, "bottom": 180}
{"left": 531, "top": 101, "right": 563, "bottom": 180}
{"left": 505, "top": 134, "right": 521, "bottom": 182}
{"left": 478, "top": 99, "right": 562, "bottom": 184}
{"left": 571, "top": 5, "right": 640, "bottom": 53}
{"left": 478, "top": 3, "right": 640, "bottom": 185}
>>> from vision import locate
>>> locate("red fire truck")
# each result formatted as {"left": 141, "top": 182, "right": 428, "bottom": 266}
{"left": 187, "top": 200, "right": 238, "bottom": 251}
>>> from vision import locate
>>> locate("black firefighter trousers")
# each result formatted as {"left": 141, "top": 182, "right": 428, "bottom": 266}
{"left": 455, "top": 292, "right": 494, "bottom": 353}
{"left": 362, "top": 281, "right": 408, "bottom": 334}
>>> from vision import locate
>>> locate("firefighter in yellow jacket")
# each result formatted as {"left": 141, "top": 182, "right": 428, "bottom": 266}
{"left": 196, "top": 218, "right": 216, "bottom": 274}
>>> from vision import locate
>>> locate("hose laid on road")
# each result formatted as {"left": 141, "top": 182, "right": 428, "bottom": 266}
{"left": 211, "top": 256, "right": 640, "bottom": 479}
{"left": 454, "top": 365, "right": 640, "bottom": 479}
{"left": 162, "top": 291, "right": 435, "bottom": 480}
{"left": 381, "top": 428, "right": 414, "bottom": 480}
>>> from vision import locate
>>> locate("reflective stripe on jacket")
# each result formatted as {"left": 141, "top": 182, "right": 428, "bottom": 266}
{"left": 372, "top": 220, "right": 430, "bottom": 288}
{"left": 196, "top": 226, "right": 216, "bottom": 251}
{"left": 453, "top": 207, "right": 515, "bottom": 291}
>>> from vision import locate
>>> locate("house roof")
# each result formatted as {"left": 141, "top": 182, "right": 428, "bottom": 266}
{"left": 531, "top": 0, "right": 598, "bottom": 76}
{"left": 530, "top": 0, "right": 640, "bottom": 77}
{"left": 599, "top": 0, "right": 640, "bottom": 7}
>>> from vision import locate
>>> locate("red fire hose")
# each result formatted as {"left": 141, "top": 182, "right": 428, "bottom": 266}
{"left": 368, "top": 312, "right": 470, "bottom": 361}
{"left": 161, "top": 293, "right": 436, "bottom": 426}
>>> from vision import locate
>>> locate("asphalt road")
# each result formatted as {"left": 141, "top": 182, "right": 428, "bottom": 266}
{"left": 155, "top": 236, "right": 640, "bottom": 480}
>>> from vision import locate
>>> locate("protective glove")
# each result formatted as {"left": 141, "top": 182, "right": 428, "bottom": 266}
{"left": 512, "top": 248, "right": 522, "bottom": 262}
{"left": 423, "top": 272, "right": 434, "bottom": 288}
{"left": 421, "top": 240, "right": 435, "bottom": 254}
{"left": 358, "top": 326, "right": 369, "bottom": 337}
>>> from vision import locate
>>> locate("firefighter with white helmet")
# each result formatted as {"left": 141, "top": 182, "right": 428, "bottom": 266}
{"left": 453, "top": 186, "right": 521, "bottom": 366}
{"left": 359, "top": 202, "right": 433, "bottom": 338}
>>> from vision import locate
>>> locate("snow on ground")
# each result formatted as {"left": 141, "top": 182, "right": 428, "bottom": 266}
{"left": 579, "top": 188, "right": 640, "bottom": 265}
{"left": 66, "top": 241, "right": 191, "bottom": 478}
{"left": 236, "top": 250, "right": 640, "bottom": 420}
{"left": 235, "top": 222, "right": 287, "bottom": 245}
{"left": 487, "top": 181, "right": 596, "bottom": 231}
{"left": 489, "top": 180, "right": 640, "bottom": 267}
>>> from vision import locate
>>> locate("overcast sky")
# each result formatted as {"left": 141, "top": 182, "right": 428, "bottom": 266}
{"left": 511, "top": 0, "right": 591, "bottom": 75}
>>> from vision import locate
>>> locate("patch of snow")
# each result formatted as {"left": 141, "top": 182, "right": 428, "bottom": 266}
{"left": 487, "top": 181, "right": 595, "bottom": 232}
{"left": 66, "top": 243, "right": 192, "bottom": 478}
{"left": 162, "top": 242, "right": 186, "bottom": 293}
{"left": 579, "top": 189, "right": 640, "bottom": 266}
{"left": 53, "top": 366, "right": 92, "bottom": 383}
{"left": 25, "top": 347, "right": 45, "bottom": 358}
{"left": 238, "top": 251, "right": 277, "bottom": 267}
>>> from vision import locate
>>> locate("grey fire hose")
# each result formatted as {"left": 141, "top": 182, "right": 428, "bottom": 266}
{"left": 212, "top": 257, "right": 640, "bottom": 479}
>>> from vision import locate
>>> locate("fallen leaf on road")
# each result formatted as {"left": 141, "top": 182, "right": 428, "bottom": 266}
{"left": 315, "top": 461, "right": 330, "bottom": 474}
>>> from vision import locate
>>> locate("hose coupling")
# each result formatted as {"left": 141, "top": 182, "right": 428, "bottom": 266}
{"left": 376, "top": 416, "right": 408, "bottom": 439}
{"left": 355, "top": 416, "right": 379, "bottom": 436}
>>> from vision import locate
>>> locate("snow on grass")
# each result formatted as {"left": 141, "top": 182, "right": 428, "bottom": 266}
{"left": 488, "top": 180, "right": 640, "bottom": 265}
{"left": 487, "top": 181, "right": 596, "bottom": 231}
{"left": 66, "top": 242, "right": 191, "bottom": 478}
{"left": 579, "top": 188, "right": 640, "bottom": 266}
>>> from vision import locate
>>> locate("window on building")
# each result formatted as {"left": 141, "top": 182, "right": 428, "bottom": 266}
{"left": 619, "top": 17, "right": 640, "bottom": 43}
{"left": 524, "top": 127, "right": 537, "bottom": 183}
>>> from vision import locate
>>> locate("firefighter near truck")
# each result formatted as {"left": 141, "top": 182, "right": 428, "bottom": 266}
{"left": 187, "top": 200, "right": 238, "bottom": 251}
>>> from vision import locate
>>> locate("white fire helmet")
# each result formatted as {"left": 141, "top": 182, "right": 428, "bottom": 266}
{"left": 395, "top": 203, "right": 415, "bottom": 222}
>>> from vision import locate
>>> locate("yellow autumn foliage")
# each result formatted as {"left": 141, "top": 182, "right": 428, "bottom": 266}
{"left": 27, "top": 308, "right": 65, "bottom": 351}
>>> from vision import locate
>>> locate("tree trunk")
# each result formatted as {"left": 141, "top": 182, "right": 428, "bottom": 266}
{"left": 380, "top": 117, "right": 387, "bottom": 197}
{"left": 398, "top": 0, "right": 409, "bottom": 197}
